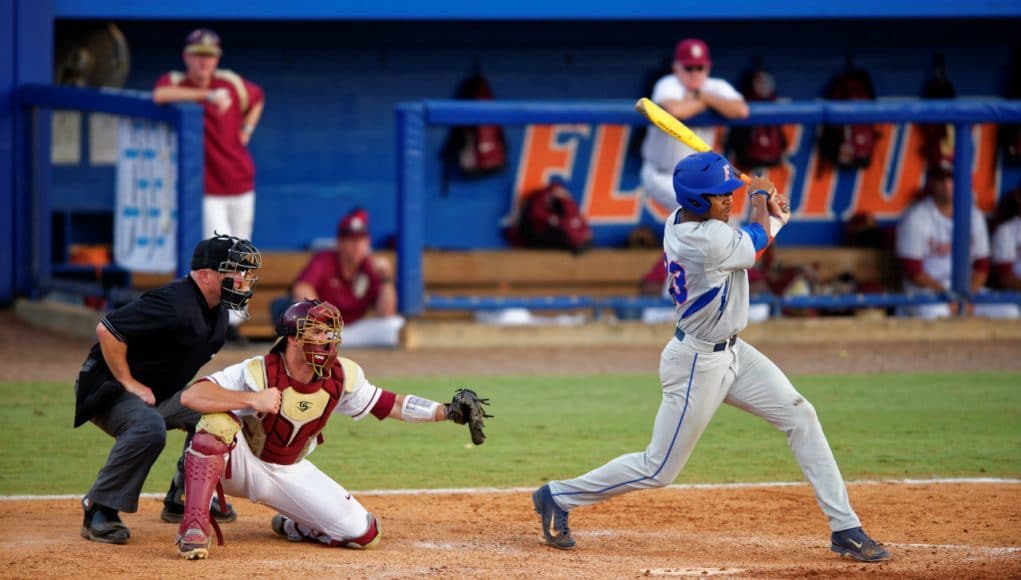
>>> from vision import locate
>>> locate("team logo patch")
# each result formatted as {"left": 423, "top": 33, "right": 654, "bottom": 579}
{"left": 353, "top": 273, "right": 369, "bottom": 299}
{"left": 722, "top": 164, "right": 731, "bottom": 180}
{"left": 297, "top": 401, "right": 312, "bottom": 412}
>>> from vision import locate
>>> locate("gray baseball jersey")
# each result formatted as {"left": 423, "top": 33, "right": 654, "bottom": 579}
{"left": 665, "top": 209, "right": 755, "bottom": 342}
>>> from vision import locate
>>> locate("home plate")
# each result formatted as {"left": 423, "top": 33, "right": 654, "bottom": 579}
{"left": 641, "top": 567, "right": 746, "bottom": 577}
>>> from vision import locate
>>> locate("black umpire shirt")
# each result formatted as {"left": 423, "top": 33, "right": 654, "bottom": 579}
{"left": 73, "top": 275, "right": 227, "bottom": 427}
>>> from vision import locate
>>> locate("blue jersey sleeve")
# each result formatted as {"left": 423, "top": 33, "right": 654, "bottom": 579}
{"left": 741, "top": 223, "right": 768, "bottom": 252}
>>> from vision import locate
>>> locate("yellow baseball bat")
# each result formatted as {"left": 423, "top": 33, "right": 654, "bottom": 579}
{"left": 634, "top": 97, "right": 751, "bottom": 184}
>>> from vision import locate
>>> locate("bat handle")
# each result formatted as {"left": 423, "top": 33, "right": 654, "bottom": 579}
{"left": 735, "top": 168, "right": 752, "bottom": 185}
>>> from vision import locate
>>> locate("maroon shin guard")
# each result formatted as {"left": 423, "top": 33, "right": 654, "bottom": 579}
{"left": 177, "top": 432, "right": 230, "bottom": 553}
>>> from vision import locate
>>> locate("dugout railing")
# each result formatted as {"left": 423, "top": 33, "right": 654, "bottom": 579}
{"left": 15, "top": 84, "right": 204, "bottom": 301}
{"left": 396, "top": 99, "right": 1021, "bottom": 317}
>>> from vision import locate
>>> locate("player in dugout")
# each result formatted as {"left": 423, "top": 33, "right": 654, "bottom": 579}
{"left": 284, "top": 208, "right": 405, "bottom": 347}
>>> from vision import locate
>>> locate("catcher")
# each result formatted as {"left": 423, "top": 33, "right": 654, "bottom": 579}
{"left": 173, "top": 299, "right": 490, "bottom": 559}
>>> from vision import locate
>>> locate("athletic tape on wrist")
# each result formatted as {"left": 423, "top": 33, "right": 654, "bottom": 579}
{"left": 400, "top": 395, "right": 440, "bottom": 422}
{"left": 768, "top": 215, "right": 786, "bottom": 237}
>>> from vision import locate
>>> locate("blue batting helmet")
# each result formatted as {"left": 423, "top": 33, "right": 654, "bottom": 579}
{"left": 672, "top": 151, "right": 745, "bottom": 215}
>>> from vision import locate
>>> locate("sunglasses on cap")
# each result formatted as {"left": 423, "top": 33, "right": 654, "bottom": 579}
{"left": 683, "top": 65, "right": 706, "bottom": 73}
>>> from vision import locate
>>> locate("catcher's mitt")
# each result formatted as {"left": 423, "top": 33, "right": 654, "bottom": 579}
{"left": 446, "top": 388, "right": 492, "bottom": 445}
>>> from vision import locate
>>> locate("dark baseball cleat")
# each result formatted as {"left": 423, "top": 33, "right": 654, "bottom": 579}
{"left": 532, "top": 484, "right": 576, "bottom": 550}
{"left": 177, "top": 527, "right": 211, "bottom": 560}
{"left": 161, "top": 496, "right": 236, "bottom": 524}
{"left": 80, "top": 497, "right": 130, "bottom": 545}
{"left": 831, "top": 527, "right": 891, "bottom": 562}
{"left": 269, "top": 514, "right": 300, "bottom": 543}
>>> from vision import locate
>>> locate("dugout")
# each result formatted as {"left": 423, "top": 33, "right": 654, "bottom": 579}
{"left": 3, "top": 1, "right": 1021, "bottom": 316}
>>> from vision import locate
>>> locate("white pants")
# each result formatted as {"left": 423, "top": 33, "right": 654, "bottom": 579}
{"left": 203, "top": 191, "right": 255, "bottom": 240}
{"left": 204, "top": 191, "right": 255, "bottom": 326}
{"left": 341, "top": 316, "right": 406, "bottom": 348}
{"left": 900, "top": 303, "right": 1021, "bottom": 320}
{"left": 549, "top": 335, "right": 861, "bottom": 533}
{"left": 640, "top": 162, "right": 679, "bottom": 211}
{"left": 222, "top": 431, "right": 372, "bottom": 543}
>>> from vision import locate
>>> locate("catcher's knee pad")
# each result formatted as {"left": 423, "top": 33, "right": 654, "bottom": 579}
{"left": 339, "top": 514, "right": 382, "bottom": 550}
{"left": 195, "top": 413, "right": 240, "bottom": 448}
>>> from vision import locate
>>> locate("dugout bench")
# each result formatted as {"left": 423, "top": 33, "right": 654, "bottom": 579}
{"left": 125, "top": 246, "right": 900, "bottom": 340}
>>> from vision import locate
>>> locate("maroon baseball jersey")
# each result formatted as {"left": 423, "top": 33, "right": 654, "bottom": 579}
{"left": 294, "top": 251, "right": 383, "bottom": 325}
{"left": 233, "top": 353, "right": 396, "bottom": 465}
{"left": 155, "top": 70, "right": 264, "bottom": 196}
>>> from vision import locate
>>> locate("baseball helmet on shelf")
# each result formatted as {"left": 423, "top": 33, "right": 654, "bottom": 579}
{"left": 672, "top": 151, "right": 745, "bottom": 215}
{"left": 275, "top": 299, "right": 344, "bottom": 377}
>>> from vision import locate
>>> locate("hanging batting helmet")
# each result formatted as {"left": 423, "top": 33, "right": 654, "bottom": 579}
{"left": 275, "top": 299, "right": 344, "bottom": 378}
{"left": 672, "top": 151, "right": 745, "bottom": 215}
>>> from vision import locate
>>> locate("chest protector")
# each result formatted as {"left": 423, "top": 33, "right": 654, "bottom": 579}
{"left": 241, "top": 353, "right": 345, "bottom": 465}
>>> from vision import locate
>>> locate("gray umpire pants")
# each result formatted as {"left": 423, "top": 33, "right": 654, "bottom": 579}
{"left": 85, "top": 390, "right": 199, "bottom": 513}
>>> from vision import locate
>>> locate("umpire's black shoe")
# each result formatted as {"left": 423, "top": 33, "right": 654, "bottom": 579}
{"left": 80, "top": 497, "right": 130, "bottom": 545}
{"left": 160, "top": 495, "right": 237, "bottom": 524}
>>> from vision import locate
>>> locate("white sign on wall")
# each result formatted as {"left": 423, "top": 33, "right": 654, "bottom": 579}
{"left": 51, "top": 110, "right": 81, "bottom": 165}
{"left": 89, "top": 113, "right": 119, "bottom": 165}
{"left": 113, "top": 118, "right": 178, "bottom": 273}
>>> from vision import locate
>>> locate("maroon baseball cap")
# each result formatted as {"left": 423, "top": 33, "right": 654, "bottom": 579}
{"left": 185, "top": 28, "right": 222, "bottom": 57}
{"left": 337, "top": 208, "right": 370, "bottom": 238}
{"left": 675, "top": 38, "right": 711, "bottom": 68}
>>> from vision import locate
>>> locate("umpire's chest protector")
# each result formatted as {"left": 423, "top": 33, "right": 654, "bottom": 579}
{"left": 241, "top": 354, "right": 344, "bottom": 465}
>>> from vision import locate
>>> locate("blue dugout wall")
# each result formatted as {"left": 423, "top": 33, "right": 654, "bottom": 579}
{"left": 56, "top": 18, "right": 1021, "bottom": 252}
{"left": 4, "top": 0, "right": 1021, "bottom": 303}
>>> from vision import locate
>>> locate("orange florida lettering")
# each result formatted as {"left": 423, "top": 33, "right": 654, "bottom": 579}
{"left": 514, "top": 122, "right": 1003, "bottom": 226}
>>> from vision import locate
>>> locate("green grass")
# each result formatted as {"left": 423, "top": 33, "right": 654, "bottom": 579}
{"left": 1, "top": 373, "right": 1019, "bottom": 495}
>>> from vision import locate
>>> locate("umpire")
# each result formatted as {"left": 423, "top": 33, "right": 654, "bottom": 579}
{"left": 74, "top": 234, "right": 262, "bottom": 544}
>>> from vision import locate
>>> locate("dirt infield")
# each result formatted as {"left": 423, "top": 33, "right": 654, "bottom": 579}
{"left": 2, "top": 483, "right": 1019, "bottom": 578}
{"left": 2, "top": 308, "right": 1021, "bottom": 578}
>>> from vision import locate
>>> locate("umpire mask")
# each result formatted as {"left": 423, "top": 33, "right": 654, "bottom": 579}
{"left": 192, "top": 234, "right": 263, "bottom": 317}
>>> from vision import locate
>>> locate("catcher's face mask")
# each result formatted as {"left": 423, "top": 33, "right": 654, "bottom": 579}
{"left": 294, "top": 301, "right": 344, "bottom": 377}
{"left": 217, "top": 238, "right": 262, "bottom": 318}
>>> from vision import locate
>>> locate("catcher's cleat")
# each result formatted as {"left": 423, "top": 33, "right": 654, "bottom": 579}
{"left": 161, "top": 495, "right": 236, "bottom": 524}
{"left": 532, "top": 484, "right": 575, "bottom": 550}
{"left": 270, "top": 513, "right": 305, "bottom": 542}
{"left": 831, "top": 527, "right": 891, "bottom": 562}
{"left": 177, "top": 527, "right": 211, "bottom": 560}
{"left": 80, "top": 497, "right": 130, "bottom": 545}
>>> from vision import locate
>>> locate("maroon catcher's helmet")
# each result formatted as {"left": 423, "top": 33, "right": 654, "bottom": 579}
{"left": 275, "top": 299, "right": 344, "bottom": 377}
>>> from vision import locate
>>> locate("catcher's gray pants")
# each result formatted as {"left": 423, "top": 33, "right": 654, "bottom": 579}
{"left": 549, "top": 336, "right": 862, "bottom": 533}
{"left": 85, "top": 389, "right": 199, "bottom": 513}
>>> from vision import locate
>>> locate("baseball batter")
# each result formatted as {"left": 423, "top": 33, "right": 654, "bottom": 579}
{"left": 534, "top": 151, "right": 890, "bottom": 563}
{"left": 173, "top": 299, "right": 490, "bottom": 559}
